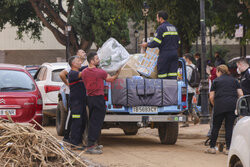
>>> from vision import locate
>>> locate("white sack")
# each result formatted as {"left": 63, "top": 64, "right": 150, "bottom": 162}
{"left": 97, "top": 38, "right": 130, "bottom": 74}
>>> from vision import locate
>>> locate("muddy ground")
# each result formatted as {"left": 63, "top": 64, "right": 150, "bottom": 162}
{"left": 46, "top": 124, "right": 227, "bottom": 167}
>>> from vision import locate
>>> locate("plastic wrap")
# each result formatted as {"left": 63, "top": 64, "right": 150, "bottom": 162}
{"left": 98, "top": 38, "right": 130, "bottom": 74}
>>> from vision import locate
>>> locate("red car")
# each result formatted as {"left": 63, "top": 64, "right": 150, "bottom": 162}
{"left": 0, "top": 64, "right": 42, "bottom": 129}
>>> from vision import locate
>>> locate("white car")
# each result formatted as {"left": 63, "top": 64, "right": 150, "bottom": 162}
{"left": 34, "top": 62, "right": 68, "bottom": 125}
{"left": 228, "top": 95, "right": 250, "bottom": 167}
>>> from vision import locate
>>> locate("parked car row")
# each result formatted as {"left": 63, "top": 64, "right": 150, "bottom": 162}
{"left": 0, "top": 64, "right": 42, "bottom": 128}
{"left": 0, "top": 62, "right": 68, "bottom": 127}
{"left": 34, "top": 62, "right": 68, "bottom": 125}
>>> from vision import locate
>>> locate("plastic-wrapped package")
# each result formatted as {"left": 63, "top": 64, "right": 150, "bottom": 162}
{"left": 97, "top": 38, "right": 130, "bottom": 74}
{"left": 137, "top": 48, "right": 159, "bottom": 78}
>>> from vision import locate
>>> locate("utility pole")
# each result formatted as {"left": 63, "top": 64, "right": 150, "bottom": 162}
{"left": 199, "top": 0, "right": 209, "bottom": 124}
{"left": 65, "top": 24, "right": 72, "bottom": 62}
{"left": 142, "top": 1, "right": 149, "bottom": 43}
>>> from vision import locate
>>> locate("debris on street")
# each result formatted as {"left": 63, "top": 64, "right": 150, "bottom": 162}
{"left": 0, "top": 118, "right": 87, "bottom": 167}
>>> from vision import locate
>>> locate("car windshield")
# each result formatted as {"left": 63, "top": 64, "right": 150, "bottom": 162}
{"left": 0, "top": 70, "right": 35, "bottom": 92}
{"left": 52, "top": 69, "right": 64, "bottom": 82}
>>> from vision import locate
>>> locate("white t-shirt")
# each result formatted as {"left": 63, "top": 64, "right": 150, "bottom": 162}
{"left": 186, "top": 64, "right": 196, "bottom": 94}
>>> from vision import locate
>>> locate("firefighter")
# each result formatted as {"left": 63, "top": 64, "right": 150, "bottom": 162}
{"left": 141, "top": 10, "right": 180, "bottom": 79}
{"left": 67, "top": 56, "right": 88, "bottom": 150}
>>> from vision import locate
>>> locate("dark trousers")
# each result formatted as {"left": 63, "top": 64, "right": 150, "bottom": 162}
{"left": 210, "top": 111, "right": 236, "bottom": 149}
{"left": 87, "top": 95, "right": 106, "bottom": 147}
{"left": 157, "top": 50, "right": 178, "bottom": 79}
{"left": 188, "top": 93, "right": 194, "bottom": 114}
{"left": 64, "top": 94, "right": 71, "bottom": 139}
{"left": 183, "top": 93, "right": 194, "bottom": 122}
{"left": 70, "top": 99, "right": 87, "bottom": 145}
{"left": 64, "top": 108, "right": 72, "bottom": 139}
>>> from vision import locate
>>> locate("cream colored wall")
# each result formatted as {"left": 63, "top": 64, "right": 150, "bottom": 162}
{"left": 0, "top": 24, "right": 65, "bottom": 50}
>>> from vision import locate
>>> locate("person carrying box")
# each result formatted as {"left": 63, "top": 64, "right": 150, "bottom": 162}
{"left": 141, "top": 10, "right": 180, "bottom": 79}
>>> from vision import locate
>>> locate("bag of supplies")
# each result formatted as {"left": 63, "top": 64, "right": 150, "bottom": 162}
{"left": 98, "top": 38, "right": 130, "bottom": 74}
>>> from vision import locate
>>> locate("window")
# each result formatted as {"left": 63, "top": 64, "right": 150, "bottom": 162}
{"left": 37, "top": 67, "right": 47, "bottom": 81}
{"left": 0, "top": 70, "right": 35, "bottom": 92}
{"left": 52, "top": 69, "right": 64, "bottom": 82}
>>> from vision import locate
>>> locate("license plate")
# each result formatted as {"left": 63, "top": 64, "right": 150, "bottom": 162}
{"left": 132, "top": 106, "right": 158, "bottom": 113}
{"left": 0, "top": 109, "right": 16, "bottom": 116}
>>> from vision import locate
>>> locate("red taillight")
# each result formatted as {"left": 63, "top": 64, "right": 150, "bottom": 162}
{"left": 104, "top": 86, "right": 109, "bottom": 101}
{"left": 181, "top": 87, "right": 187, "bottom": 102}
{"left": 182, "top": 94, "right": 187, "bottom": 102}
{"left": 44, "top": 85, "right": 60, "bottom": 93}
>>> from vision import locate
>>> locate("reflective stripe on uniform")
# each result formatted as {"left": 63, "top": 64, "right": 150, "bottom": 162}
{"left": 72, "top": 114, "right": 81, "bottom": 118}
{"left": 153, "top": 37, "right": 162, "bottom": 44}
{"left": 158, "top": 73, "right": 177, "bottom": 78}
{"left": 167, "top": 73, "right": 177, "bottom": 76}
{"left": 158, "top": 73, "right": 168, "bottom": 78}
{"left": 162, "top": 31, "right": 178, "bottom": 37}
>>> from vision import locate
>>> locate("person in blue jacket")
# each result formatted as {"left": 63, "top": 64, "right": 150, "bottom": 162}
{"left": 141, "top": 10, "right": 180, "bottom": 79}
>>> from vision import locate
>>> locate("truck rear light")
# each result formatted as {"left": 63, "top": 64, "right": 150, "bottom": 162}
{"left": 181, "top": 87, "right": 187, "bottom": 102}
{"left": 44, "top": 85, "right": 60, "bottom": 93}
{"left": 113, "top": 105, "right": 122, "bottom": 108}
{"left": 182, "top": 94, "right": 187, "bottom": 102}
{"left": 104, "top": 86, "right": 109, "bottom": 101}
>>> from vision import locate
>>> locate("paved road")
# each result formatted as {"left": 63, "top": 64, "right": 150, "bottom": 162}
{"left": 46, "top": 124, "right": 227, "bottom": 167}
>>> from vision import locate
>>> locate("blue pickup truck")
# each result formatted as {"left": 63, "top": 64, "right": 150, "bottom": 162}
{"left": 56, "top": 58, "right": 188, "bottom": 145}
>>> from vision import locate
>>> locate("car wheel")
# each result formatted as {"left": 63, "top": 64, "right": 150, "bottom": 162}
{"left": 158, "top": 122, "right": 179, "bottom": 145}
{"left": 233, "top": 160, "right": 243, "bottom": 167}
{"left": 123, "top": 128, "right": 138, "bottom": 135}
{"left": 56, "top": 100, "right": 68, "bottom": 136}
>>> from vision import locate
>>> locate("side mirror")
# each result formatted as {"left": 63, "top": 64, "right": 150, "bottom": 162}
{"left": 236, "top": 95, "right": 250, "bottom": 116}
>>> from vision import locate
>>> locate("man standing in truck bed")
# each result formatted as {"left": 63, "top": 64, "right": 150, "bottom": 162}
{"left": 141, "top": 10, "right": 180, "bottom": 79}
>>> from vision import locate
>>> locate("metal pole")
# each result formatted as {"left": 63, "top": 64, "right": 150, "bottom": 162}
{"left": 243, "top": 25, "right": 246, "bottom": 58}
{"left": 145, "top": 17, "right": 147, "bottom": 42}
{"left": 65, "top": 31, "right": 70, "bottom": 62}
{"left": 240, "top": 38, "right": 242, "bottom": 57}
{"left": 200, "top": 0, "right": 209, "bottom": 124}
{"left": 209, "top": 26, "right": 213, "bottom": 61}
{"left": 135, "top": 37, "right": 138, "bottom": 53}
{"left": 196, "top": 37, "right": 199, "bottom": 52}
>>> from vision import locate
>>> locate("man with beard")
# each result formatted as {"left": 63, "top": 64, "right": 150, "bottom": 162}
{"left": 81, "top": 52, "right": 120, "bottom": 154}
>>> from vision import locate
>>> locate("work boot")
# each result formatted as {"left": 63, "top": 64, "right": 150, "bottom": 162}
{"left": 224, "top": 149, "right": 229, "bottom": 155}
{"left": 96, "top": 145, "right": 103, "bottom": 150}
{"left": 205, "top": 147, "right": 216, "bottom": 154}
{"left": 63, "top": 137, "right": 71, "bottom": 144}
{"left": 71, "top": 145, "right": 86, "bottom": 151}
{"left": 85, "top": 146, "right": 103, "bottom": 154}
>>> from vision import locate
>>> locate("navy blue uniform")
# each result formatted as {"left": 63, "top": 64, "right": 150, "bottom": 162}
{"left": 68, "top": 66, "right": 87, "bottom": 145}
{"left": 240, "top": 67, "right": 250, "bottom": 95}
{"left": 148, "top": 21, "right": 180, "bottom": 79}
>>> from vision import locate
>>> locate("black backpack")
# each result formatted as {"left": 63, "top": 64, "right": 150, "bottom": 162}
{"left": 187, "top": 65, "right": 200, "bottom": 88}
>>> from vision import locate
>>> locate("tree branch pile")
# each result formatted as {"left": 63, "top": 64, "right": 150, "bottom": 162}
{"left": 0, "top": 118, "right": 88, "bottom": 167}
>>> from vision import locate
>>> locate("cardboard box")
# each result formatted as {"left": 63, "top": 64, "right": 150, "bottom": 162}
{"left": 118, "top": 55, "right": 140, "bottom": 79}
{"left": 137, "top": 48, "right": 159, "bottom": 79}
